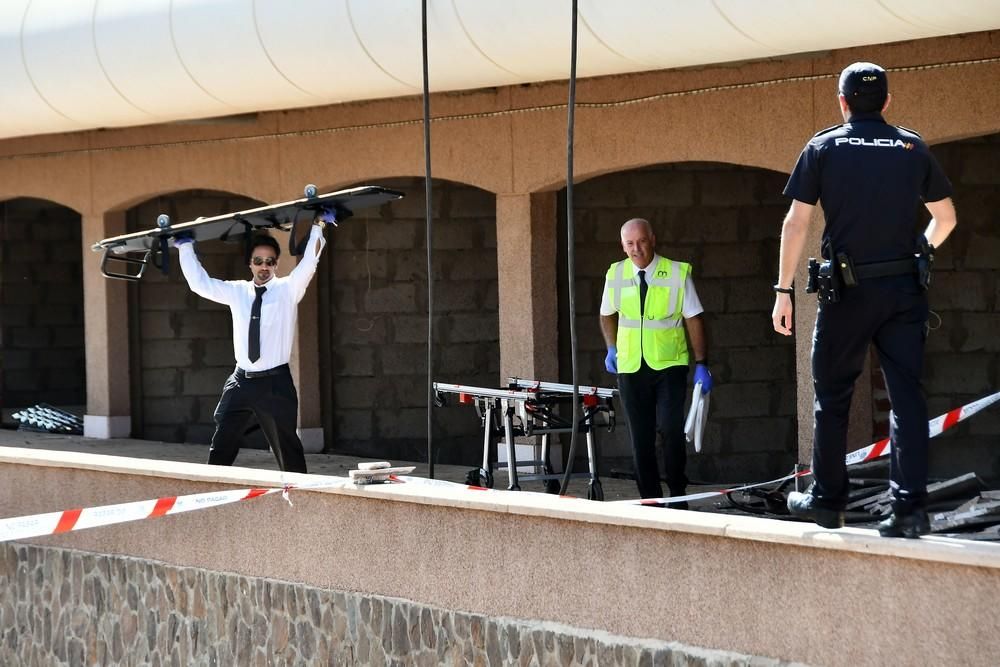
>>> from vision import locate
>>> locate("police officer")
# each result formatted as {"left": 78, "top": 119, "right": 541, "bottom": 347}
{"left": 772, "top": 62, "right": 958, "bottom": 537}
{"left": 601, "top": 218, "right": 712, "bottom": 505}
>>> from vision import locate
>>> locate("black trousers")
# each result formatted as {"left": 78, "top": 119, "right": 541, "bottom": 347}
{"left": 208, "top": 365, "right": 308, "bottom": 474}
{"left": 811, "top": 277, "right": 929, "bottom": 512}
{"left": 618, "top": 363, "right": 689, "bottom": 499}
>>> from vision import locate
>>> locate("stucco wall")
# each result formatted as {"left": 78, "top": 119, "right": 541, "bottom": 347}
{"left": 1, "top": 451, "right": 999, "bottom": 667}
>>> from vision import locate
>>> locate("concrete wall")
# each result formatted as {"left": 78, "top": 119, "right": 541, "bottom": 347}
{"left": 321, "top": 177, "right": 499, "bottom": 465}
{"left": 1, "top": 450, "right": 999, "bottom": 667}
{"left": 559, "top": 163, "right": 797, "bottom": 482}
{"left": 0, "top": 199, "right": 85, "bottom": 413}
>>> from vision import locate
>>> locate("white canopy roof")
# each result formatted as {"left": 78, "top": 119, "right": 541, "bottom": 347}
{"left": 1, "top": 0, "right": 998, "bottom": 140}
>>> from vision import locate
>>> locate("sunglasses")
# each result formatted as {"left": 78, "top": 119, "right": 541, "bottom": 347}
{"left": 252, "top": 256, "right": 277, "bottom": 267}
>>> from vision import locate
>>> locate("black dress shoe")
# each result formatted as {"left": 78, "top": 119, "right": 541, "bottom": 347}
{"left": 786, "top": 491, "right": 844, "bottom": 529}
{"left": 877, "top": 508, "right": 930, "bottom": 538}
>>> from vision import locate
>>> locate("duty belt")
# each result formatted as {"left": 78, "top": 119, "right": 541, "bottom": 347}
{"left": 853, "top": 257, "right": 918, "bottom": 280}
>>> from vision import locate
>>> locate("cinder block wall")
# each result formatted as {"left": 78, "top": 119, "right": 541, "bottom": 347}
{"left": 126, "top": 192, "right": 265, "bottom": 445}
{"left": 322, "top": 177, "right": 499, "bottom": 465}
{"left": 559, "top": 163, "right": 797, "bottom": 483}
{"left": 0, "top": 199, "right": 85, "bottom": 413}
{"left": 921, "top": 132, "right": 1000, "bottom": 482}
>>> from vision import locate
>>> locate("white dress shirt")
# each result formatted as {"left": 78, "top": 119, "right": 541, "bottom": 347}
{"left": 599, "top": 253, "right": 704, "bottom": 318}
{"left": 178, "top": 225, "right": 326, "bottom": 371}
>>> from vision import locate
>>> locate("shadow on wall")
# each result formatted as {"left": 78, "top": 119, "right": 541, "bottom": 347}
{"left": 0, "top": 199, "right": 86, "bottom": 422}
{"left": 319, "top": 177, "right": 499, "bottom": 466}
{"left": 125, "top": 190, "right": 266, "bottom": 446}
{"left": 558, "top": 162, "right": 797, "bottom": 484}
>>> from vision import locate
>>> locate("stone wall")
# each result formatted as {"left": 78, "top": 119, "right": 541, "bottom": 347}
{"left": 559, "top": 163, "right": 796, "bottom": 484}
{"left": 0, "top": 199, "right": 85, "bottom": 414}
{"left": 126, "top": 192, "right": 265, "bottom": 445}
{"left": 0, "top": 543, "right": 786, "bottom": 667}
{"left": 322, "top": 178, "right": 499, "bottom": 465}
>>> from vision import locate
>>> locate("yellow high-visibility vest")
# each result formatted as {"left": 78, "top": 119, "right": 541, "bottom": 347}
{"left": 604, "top": 256, "right": 690, "bottom": 373}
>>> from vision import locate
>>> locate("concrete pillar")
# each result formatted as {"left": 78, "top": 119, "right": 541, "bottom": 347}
{"left": 496, "top": 192, "right": 559, "bottom": 383}
{"left": 793, "top": 208, "right": 873, "bottom": 465}
{"left": 82, "top": 211, "right": 131, "bottom": 438}
{"left": 291, "top": 245, "right": 323, "bottom": 453}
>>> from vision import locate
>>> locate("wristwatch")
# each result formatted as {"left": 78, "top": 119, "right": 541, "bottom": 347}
{"left": 773, "top": 284, "right": 794, "bottom": 294}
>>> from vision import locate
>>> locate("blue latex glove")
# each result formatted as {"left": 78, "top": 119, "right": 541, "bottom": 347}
{"left": 693, "top": 363, "right": 712, "bottom": 393}
{"left": 604, "top": 347, "right": 618, "bottom": 374}
{"left": 172, "top": 231, "right": 194, "bottom": 246}
{"left": 318, "top": 207, "right": 339, "bottom": 226}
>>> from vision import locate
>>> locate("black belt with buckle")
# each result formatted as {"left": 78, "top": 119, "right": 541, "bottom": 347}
{"left": 237, "top": 363, "right": 288, "bottom": 379}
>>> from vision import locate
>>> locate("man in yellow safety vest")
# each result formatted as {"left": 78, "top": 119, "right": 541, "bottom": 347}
{"left": 600, "top": 218, "right": 711, "bottom": 505}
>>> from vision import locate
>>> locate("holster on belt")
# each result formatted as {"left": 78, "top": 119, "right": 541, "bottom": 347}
{"left": 805, "top": 257, "right": 841, "bottom": 304}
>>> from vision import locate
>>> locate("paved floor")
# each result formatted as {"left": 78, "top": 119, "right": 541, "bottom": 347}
{"left": 0, "top": 427, "right": 728, "bottom": 506}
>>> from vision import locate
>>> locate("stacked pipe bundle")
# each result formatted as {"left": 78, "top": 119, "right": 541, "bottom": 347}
{"left": 10, "top": 404, "right": 83, "bottom": 435}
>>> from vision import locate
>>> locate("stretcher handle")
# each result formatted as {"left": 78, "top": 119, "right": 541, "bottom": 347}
{"left": 100, "top": 248, "right": 152, "bottom": 281}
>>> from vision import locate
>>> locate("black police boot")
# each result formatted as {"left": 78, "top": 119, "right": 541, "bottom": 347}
{"left": 786, "top": 491, "right": 844, "bottom": 529}
{"left": 668, "top": 488, "right": 689, "bottom": 511}
{"left": 877, "top": 508, "right": 930, "bottom": 539}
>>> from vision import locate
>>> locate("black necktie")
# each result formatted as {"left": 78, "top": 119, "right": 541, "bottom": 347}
{"left": 248, "top": 285, "right": 266, "bottom": 362}
{"left": 637, "top": 269, "right": 648, "bottom": 313}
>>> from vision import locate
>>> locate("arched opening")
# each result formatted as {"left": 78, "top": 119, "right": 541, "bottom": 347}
{"left": 318, "top": 177, "right": 499, "bottom": 465}
{"left": 902, "top": 132, "right": 1000, "bottom": 483}
{"left": 124, "top": 190, "right": 266, "bottom": 444}
{"left": 557, "top": 162, "right": 796, "bottom": 483}
{"left": 0, "top": 198, "right": 86, "bottom": 424}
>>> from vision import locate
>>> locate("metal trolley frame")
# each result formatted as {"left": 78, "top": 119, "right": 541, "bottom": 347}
{"left": 433, "top": 377, "right": 617, "bottom": 500}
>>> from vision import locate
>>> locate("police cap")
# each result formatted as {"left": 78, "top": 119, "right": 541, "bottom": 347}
{"left": 838, "top": 62, "right": 888, "bottom": 113}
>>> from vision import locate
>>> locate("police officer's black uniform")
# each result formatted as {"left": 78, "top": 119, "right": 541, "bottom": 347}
{"left": 784, "top": 64, "right": 952, "bottom": 534}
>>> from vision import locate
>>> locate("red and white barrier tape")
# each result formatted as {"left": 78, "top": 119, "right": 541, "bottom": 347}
{"left": 614, "top": 390, "right": 1000, "bottom": 507}
{"left": 0, "top": 478, "right": 357, "bottom": 544}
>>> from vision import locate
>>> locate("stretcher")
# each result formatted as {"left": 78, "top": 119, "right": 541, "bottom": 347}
{"left": 432, "top": 377, "right": 617, "bottom": 500}
{"left": 91, "top": 184, "right": 404, "bottom": 281}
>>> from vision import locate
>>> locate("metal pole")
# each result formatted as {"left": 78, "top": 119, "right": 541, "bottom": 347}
{"left": 559, "top": 0, "right": 580, "bottom": 495}
{"left": 422, "top": 0, "right": 435, "bottom": 478}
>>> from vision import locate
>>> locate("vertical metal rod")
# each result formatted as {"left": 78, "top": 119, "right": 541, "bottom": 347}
{"left": 481, "top": 401, "right": 493, "bottom": 477}
{"left": 422, "top": 0, "right": 435, "bottom": 478}
{"left": 503, "top": 400, "right": 520, "bottom": 491}
{"left": 559, "top": 0, "right": 580, "bottom": 495}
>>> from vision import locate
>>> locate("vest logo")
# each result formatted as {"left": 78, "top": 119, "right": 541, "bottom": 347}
{"left": 835, "top": 137, "right": 914, "bottom": 150}
{"left": 656, "top": 269, "right": 668, "bottom": 277}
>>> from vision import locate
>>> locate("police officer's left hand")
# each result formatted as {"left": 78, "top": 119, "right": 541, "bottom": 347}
{"left": 772, "top": 294, "right": 793, "bottom": 336}
{"left": 694, "top": 364, "right": 713, "bottom": 394}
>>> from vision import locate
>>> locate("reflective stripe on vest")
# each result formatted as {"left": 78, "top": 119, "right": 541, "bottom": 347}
{"left": 604, "top": 257, "right": 690, "bottom": 373}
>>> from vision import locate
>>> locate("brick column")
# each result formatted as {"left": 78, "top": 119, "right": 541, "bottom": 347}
{"left": 495, "top": 193, "right": 558, "bottom": 383}
{"left": 793, "top": 207, "right": 872, "bottom": 465}
{"left": 290, "top": 247, "right": 323, "bottom": 453}
{"left": 82, "top": 211, "right": 131, "bottom": 438}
